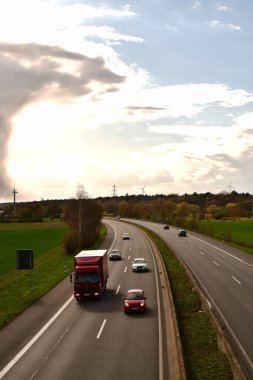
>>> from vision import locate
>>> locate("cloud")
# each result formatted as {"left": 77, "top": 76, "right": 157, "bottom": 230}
{"left": 80, "top": 25, "right": 143, "bottom": 43}
{"left": 0, "top": 41, "right": 125, "bottom": 196}
{"left": 209, "top": 20, "right": 241, "bottom": 31}
{"left": 217, "top": 6, "right": 232, "bottom": 12}
{"left": 191, "top": 1, "right": 202, "bottom": 10}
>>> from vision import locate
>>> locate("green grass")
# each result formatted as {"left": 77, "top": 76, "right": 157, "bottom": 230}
{"left": 0, "top": 222, "right": 69, "bottom": 275}
{"left": 0, "top": 222, "right": 71, "bottom": 329}
{"left": 139, "top": 226, "right": 233, "bottom": 379}
{"left": 198, "top": 220, "right": 253, "bottom": 253}
{"left": 0, "top": 222, "right": 107, "bottom": 329}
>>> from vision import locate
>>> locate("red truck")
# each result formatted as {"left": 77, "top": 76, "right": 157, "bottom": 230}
{"left": 70, "top": 250, "right": 108, "bottom": 300}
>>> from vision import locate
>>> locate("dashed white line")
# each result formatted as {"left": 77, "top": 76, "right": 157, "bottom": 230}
{"left": 128, "top": 255, "right": 130, "bottom": 259}
{"left": 0, "top": 296, "right": 73, "bottom": 379}
{"left": 190, "top": 244, "right": 194, "bottom": 248}
{"left": 200, "top": 251, "right": 205, "bottom": 256}
{"left": 96, "top": 319, "right": 107, "bottom": 339}
{"left": 124, "top": 266, "right": 127, "bottom": 272}
{"left": 232, "top": 276, "right": 242, "bottom": 285}
{"left": 212, "top": 261, "right": 219, "bottom": 267}
{"left": 115, "top": 285, "right": 121, "bottom": 294}
{"left": 191, "top": 235, "right": 253, "bottom": 267}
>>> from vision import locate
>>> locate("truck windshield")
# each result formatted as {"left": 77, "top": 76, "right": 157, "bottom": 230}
{"left": 74, "top": 273, "right": 100, "bottom": 284}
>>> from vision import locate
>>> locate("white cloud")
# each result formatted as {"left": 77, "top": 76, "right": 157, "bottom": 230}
{"left": 80, "top": 25, "right": 143, "bottom": 43}
{"left": 191, "top": 1, "right": 202, "bottom": 10}
{"left": 209, "top": 20, "right": 241, "bottom": 31}
{"left": 217, "top": 5, "right": 232, "bottom": 12}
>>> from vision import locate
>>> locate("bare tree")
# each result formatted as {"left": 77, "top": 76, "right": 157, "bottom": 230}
{"left": 64, "top": 184, "right": 103, "bottom": 253}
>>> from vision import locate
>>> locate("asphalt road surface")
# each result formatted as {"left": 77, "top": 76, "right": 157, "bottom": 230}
{"left": 0, "top": 221, "right": 170, "bottom": 380}
{"left": 123, "top": 218, "right": 253, "bottom": 379}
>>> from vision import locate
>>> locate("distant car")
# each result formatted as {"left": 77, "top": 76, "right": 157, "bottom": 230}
{"left": 122, "top": 232, "right": 130, "bottom": 240}
{"left": 132, "top": 258, "right": 148, "bottom": 272}
{"left": 116, "top": 215, "right": 121, "bottom": 220}
{"left": 178, "top": 229, "right": 187, "bottom": 237}
{"left": 163, "top": 224, "right": 169, "bottom": 230}
{"left": 123, "top": 289, "right": 147, "bottom": 313}
{"left": 109, "top": 249, "right": 121, "bottom": 261}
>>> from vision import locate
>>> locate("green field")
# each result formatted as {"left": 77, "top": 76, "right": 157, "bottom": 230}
{"left": 0, "top": 222, "right": 69, "bottom": 275}
{"left": 198, "top": 220, "right": 253, "bottom": 253}
{"left": 0, "top": 222, "right": 71, "bottom": 329}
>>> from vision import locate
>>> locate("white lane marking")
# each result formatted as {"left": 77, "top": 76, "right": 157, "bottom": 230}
{"left": 190, "top": 244, "right": 194, "bottom": 248}
{"left": 130, "top": 246, "right": 131, "bottom": 251}
{"left": 124, "top": 266, "right": 127, "bottom": 273}
{"left": 116, "top": 285, "right": 121, "bottom": 294}
{"left": 128, "top": 255, "right": 130, "bottom": 259}
{"left": 212, "top": 261, "right": 219, "bottom": 267}
{"left": 0, "top": 296, "right": 73, "bottom": 379}
{"left": 232, "top": 276, "right": 242, "bottom": 285}
{"left": 200, "top": 251, "right": 205, "bottom": 255}
{"left": 191, "top": 235, "right": 253, "bottom": 267}
{"left": 96, "top": 319, "right": 107, "bottom": 339}
{"left": 206, "top": 298, "right": 212, "bottom": 309}
{"left": 29, "top": 328, "right": 69, "bottom": 379}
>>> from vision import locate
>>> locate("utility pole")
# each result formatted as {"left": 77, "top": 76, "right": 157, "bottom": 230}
{"left": 12, "top": 187, "right": 18, "bottom": 214}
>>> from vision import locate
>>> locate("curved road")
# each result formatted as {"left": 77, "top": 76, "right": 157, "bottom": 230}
{"left": 0, "top": 221, "right": 170, "bottom": 380}
{"left": 123, "top": 218, "right": 253, "bottom": 379}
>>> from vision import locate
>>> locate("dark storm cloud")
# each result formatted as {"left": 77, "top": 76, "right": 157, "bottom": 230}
{"left": 0, "top": 41, "right": 125, "bottom": 198}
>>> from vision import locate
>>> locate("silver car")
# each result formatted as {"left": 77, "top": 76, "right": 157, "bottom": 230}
{"left": 132, "top": 258, "right": 148, "bottom": 272}
{"left": 122, "top": 232, "right": 130, "bottom": 240}
{"left": 109, "top": 249, "right": 122, "bottom": 260}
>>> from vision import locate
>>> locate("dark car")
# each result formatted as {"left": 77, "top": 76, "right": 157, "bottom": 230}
{"left": 163, "top": 224, "right": 169, "bottom": 230}
{"left": 178, "top": 229, "right": 187, "bottom": 237}
{"left": 123, "top": 289, "right": 147, "bottom": 313}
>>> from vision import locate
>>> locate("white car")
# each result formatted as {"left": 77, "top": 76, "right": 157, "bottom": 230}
{"left": 132, "top": 258, "right": 148, "bottom": 272}
{"left": 109, "top": 249, "right": 121, "bottom": 261}
{"left": 122, "top": 232, "right": 130, "bottom": 240}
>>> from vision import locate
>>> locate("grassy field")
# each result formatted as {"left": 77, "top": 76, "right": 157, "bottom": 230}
{"left": 0, "top": 222, "right": 72, "bottom": 329}
{"left": 0, "top": 222, "right": 69, "bottom": 275}
{"left": 198, "top": 219, "right": 253, "bottom": 253}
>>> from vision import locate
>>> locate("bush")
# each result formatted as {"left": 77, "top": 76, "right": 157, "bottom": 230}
{"left": 64, "top": 232, "right": 79, "bottom": 254}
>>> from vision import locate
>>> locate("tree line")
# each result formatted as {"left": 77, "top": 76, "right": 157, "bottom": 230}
{"left": 1, "top": 190, "right": 252, "bottom": 253}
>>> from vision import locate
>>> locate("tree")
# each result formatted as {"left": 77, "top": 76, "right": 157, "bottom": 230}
{"left": 64, "top": 184, "right": 103, "bottom": 253}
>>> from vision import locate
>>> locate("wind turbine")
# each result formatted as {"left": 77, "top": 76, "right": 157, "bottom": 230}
{"left": 140, "top": 185, "right": 146, "bottom": 195}
{"left": 226, "top": 179, "right": 234, "bottom": 194}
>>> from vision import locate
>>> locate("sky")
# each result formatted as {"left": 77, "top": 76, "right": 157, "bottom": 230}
{"left": 1, "top": 0, "right": 253, "bottom": 202}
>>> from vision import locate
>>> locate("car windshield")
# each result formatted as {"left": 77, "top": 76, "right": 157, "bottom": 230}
{"left": 74, "top": 273, "right": 100, "bottom": 284}
{"left": 134, "top": 259, "right": 145, "bottom": 263}
{"left": 126, "top": 292, "right": 144, "bottom": 300}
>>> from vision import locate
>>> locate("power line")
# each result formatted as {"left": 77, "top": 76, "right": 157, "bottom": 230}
{"left": 12, "top": 186, "right": 18, "bottom": 214}
{"left": 112, "top": 184, "right": 117, "bottom": 197}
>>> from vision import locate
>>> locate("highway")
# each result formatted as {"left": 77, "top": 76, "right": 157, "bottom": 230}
{"left": 0, "top": 220, "right": 170, "bottom": 380}
{"left": 123, "top": 218, "right": 253, "bottom": 379}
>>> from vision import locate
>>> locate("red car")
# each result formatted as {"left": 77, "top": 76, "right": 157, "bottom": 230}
{"left": 123, "top": 289, "right": 147, "bottom": 313}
